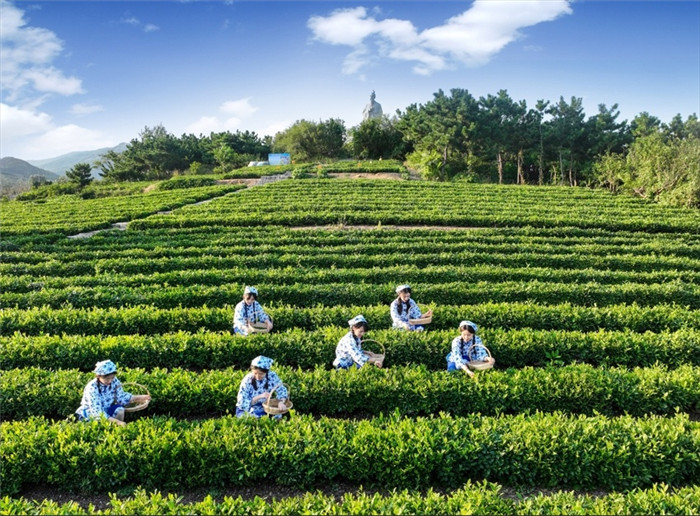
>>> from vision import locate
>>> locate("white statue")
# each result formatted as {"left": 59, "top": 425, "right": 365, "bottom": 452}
{"left": 362, "top": 91, "right": 383, "bottom": 121}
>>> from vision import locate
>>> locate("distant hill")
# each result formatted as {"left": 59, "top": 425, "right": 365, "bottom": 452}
{"left": 27, "top": 142, "right": 128, "bottom": 177}
{"left": 0, "top": 157, "right": 60, "bottom": 184}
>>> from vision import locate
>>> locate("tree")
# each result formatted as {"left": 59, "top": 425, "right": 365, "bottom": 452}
{"left": 349, "top": 116, "right": 406, "bottom": 160}
{"left": 547, "top": 96, "right": 587, "bottom": 186}
{"left": 272, "top": 119, "right": 346, "bottom": 162}
{"left": 65, "top": 163, "right": 93, "bottom": 187}
{"left": 397, "top": 89, "right": 478, "bottom": 181}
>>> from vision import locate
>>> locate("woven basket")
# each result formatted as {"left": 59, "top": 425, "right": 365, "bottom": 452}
{"left": 409, "top": 315, "right": 432, "bottom": 325}
{"left": 263, "top": 382, "right": 292, "bottom": 415}
{"left": 361, "top": 339, "right": 386, "bottom": 367}
{"left": 248, "top": 317, "right": 273, "bottom": 334}
{"left": 120, "top": 382, "right": 151, "bottom": 412}
{"left": 466, "top": 344, "right": 495, "bottom": 371}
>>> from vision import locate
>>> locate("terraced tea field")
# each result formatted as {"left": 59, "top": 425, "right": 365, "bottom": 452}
{"left": 1, "top": 179, "right": 699, "bottom": 514}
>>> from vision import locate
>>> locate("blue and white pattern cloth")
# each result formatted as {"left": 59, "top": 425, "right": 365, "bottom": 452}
{"left": 390, "top": 298, "right": 424, "bottom": 331}
{"left": 233, "top": 300, "right": 270, "bottom": 336}
{"left": 251, "top": 356, "right": 273, "bottom": 369}
{"left": 75, "top": 377, "right": 132, "bottom": 421}
{"left": 348, "top": 315, "right": 367, "bottom": 326}
{"left": 446, "top": 335, "right": 487, "bottom": 370}
{"left": 94, "top": 360, "right": 117, "bottom": 375}
{"left": 333, "top": 331, "right": 369, "bottom": 369}
{"left": 236, "top": 370, "right": 287, "bottom": 417}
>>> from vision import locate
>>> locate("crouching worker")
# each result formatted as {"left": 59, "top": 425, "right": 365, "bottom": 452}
{"left": 333, "top": 315, "right": 382, "bottom": 369}
{"left": 446, "top": 320, "right": 495, "bottom": 378}
{"left": 236, "top": 356, "right": 288, "bottom": 419}
{"left": 75, "top": 360, "right": 151, "bottom": 426}
{"left": 233, "top": 286, "right": 273, "bottom": 336}
{"left": 390, "top": 284, "right": 433, "bottom": 331}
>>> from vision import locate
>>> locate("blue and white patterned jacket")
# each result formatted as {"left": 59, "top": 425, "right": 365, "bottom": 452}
{"left": 446, "top": 335, "right": 487, "bottom": 369}
{"left": 333, "top": 331, "right": 369, "bottom": 368}
{"left": 236, "top": 371, "right": 287, "bottom": 414}
{"left": 233, "top": 300, "right": 271, "bottom": 336}
{"left": 390, "top": 298, "right": 423, "bottom": 329}
{"left": 75, "top": 377, "right": 132, "bottom": 420}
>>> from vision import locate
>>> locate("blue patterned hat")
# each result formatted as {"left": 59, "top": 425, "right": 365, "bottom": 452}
{"left": 251, "top": 355, "right": 273, "bottom": 370}
{"left": 244, "top": 286, "right": 258, "bottom": 296}
{"left": 94, "top": 360, "right": 117, "bottom": 376}
{"left": 395, "top": 284, "right": 411, "bottom": 294}
{"left": 348, "top": 314, "right": 368, "bottom": 327}
{"left": 459, "top": 320, "right": 478, "bottom": 333}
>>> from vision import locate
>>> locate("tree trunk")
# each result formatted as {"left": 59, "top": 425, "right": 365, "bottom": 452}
{"left": 440, "top": 145, "right": 448, "bottom": 181}
{"left": 538, "top": 125, "right": 544, "bottom": 186}
{"left": 497, "top": 151, "right": 503, "bottom": 184}
{"left": 517, "top": 149, "right": 524, "bottom": 185}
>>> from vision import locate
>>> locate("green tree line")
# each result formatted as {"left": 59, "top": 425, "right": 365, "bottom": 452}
{"left": 86, "top": 88, "right": 698, "bottom": 207}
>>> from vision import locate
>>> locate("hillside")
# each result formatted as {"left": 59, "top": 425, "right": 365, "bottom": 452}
{"left": 0, "top": 176, "right": 699, "bottom": 514}
{"left": 0, "top": 157, "right": 60, "bottom": 184}
{"left": 26, "top": 142, "right": 127, "bottom": 176}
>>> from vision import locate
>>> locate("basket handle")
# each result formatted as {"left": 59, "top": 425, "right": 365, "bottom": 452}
{"left": 268, "top": 382, "right": 290, "bottom": 402}
{"left": 466, "top": 343, "right": 492, "bottom": 361}
{"left": 361, "top": 339, "right": 385, "bottom": 355}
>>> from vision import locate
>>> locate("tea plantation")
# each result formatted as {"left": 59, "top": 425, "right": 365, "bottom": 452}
{"left": 1, "top": 177, "right": 699, "bottom": 514}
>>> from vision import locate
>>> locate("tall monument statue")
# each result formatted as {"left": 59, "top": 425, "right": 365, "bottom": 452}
{"left": 362, "top": 90, "right": 383, "bottom": 121}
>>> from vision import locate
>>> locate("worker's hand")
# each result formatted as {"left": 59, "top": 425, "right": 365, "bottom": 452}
{"left": 266, "top": 320, "right": 273, "bottom": 330}
{"left": 374, "top": 361, "right": 382, "bottom": 368}
{"left": 423, "top": 309, "right": 433, "bottom": 317}
{"left": 278, "top": 401, "right": 287, "bottom": 410}
{"left": 402, "top": 322, "right": 411, "bottom": 330}
{"left": 110, "top": 418, "right": 126, "bottom": 427}
{"left": 254, "top": 392, "right": 270, "bottom": 403}
{"left": 462, "top": 365, "right": 474, "bottom": 378}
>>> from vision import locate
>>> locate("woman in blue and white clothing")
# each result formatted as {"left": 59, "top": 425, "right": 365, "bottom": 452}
{"left": 446, "top": 320, "right": 494, "bottom": 377}
{"left": 333, "top": 315, "right": 382, "bottom": 369}
{"left": 236, "top": 356, "right": 288, "bottom": 418}
{"left": 75, "top": 360, "right": 151, "bottom": 426}
{"left": 390, "top": 284, "right": 433, "bottom": 331}
{"left": 233, "top": 286, "right": 272, "bottom": 336}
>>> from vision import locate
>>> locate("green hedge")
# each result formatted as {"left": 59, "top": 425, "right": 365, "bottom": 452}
{"left": 2, "top": 413, "right": 698, "bottom": 494}
{"left": 156, "top": 177, "right": 217, "bottom": 190}
{"left": 3, "top": 364, "right": 698, "bottom": 420}
{"left": 3, "top": 280, "right": 700, "bottom": 310}
{"left": 3, "top": 483, "right": 699, "bottom": 515}
{"left": 2, "top": 328, "right": 699, "bottom": 371}
{"left": 2, "top": 302, "right": 698, "bottom": 336}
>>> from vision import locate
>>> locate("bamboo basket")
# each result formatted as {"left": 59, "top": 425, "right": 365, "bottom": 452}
{"left": 361, "top": 339, "right": 386, "bottom": 367}
{"left": 263, "top": 382, "right": 292, "bottom": 415}
{"left": 120, "top": 382, "right": 151, "bottom": 412}
{"left": 466, "top": 344, "right": 495, "bottom": 371}
{"left": 248, "top": 317, "right": 273, "bottom": 334}
{"left": 409, "top": 315, "right": 432, "bottom": 325}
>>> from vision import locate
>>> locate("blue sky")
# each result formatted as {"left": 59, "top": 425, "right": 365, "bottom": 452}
{"left": 1, "top": 0, "right": 698, "bottom": 160}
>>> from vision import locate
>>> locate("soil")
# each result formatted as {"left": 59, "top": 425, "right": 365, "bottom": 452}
{"left": 288, "top": 224, "right": 488, "bottom": 231}
{"left": 18, "top": 482, "right": 610, "bottom": 510}
{"left": 327, "top": 172, "right": 403, "bottom": 180}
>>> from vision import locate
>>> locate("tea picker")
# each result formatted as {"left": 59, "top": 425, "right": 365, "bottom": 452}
{"left": 390, "top": 284, "right": 433, "bottom": 331}
{"left": 233, "top": 286, "right": 273, "bottom": 336}
{"left": 445, "top": 320, "right": 495, "bottom": 377}
{"left": 236, "top": 356, "right": 291, "bottom": 419}
{"left": 74, "top": 360, "right": 151, "bottom": 426}
{"left": 333, "top": 315, "right": 383, "bottom": 369}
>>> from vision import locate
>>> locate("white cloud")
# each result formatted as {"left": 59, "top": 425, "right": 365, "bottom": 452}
{"left": 0, "top": 102, "right": 52, "bottom": 137}
{"left": 0, "top": 1, "right": 83, "bottom": 100}
{"left": 259, "top": 120, "right": 292, "bottom": 138}
{"left": 220, "top": 98, "right": 258, "bottom": 117}
{"left": 0, "top": 103, "right": 113, "bottom": 159}
{"left": 308, "top": 0, "right": 572, "bottom": 75}
{"left": 186, "top": 98, "right": 259, "bottom": 135}
{"left": 120, "top": 14, "right": 159, "bottom": 33}
{"left": 70, "top": 102, "right": 104, "bottom": 115}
